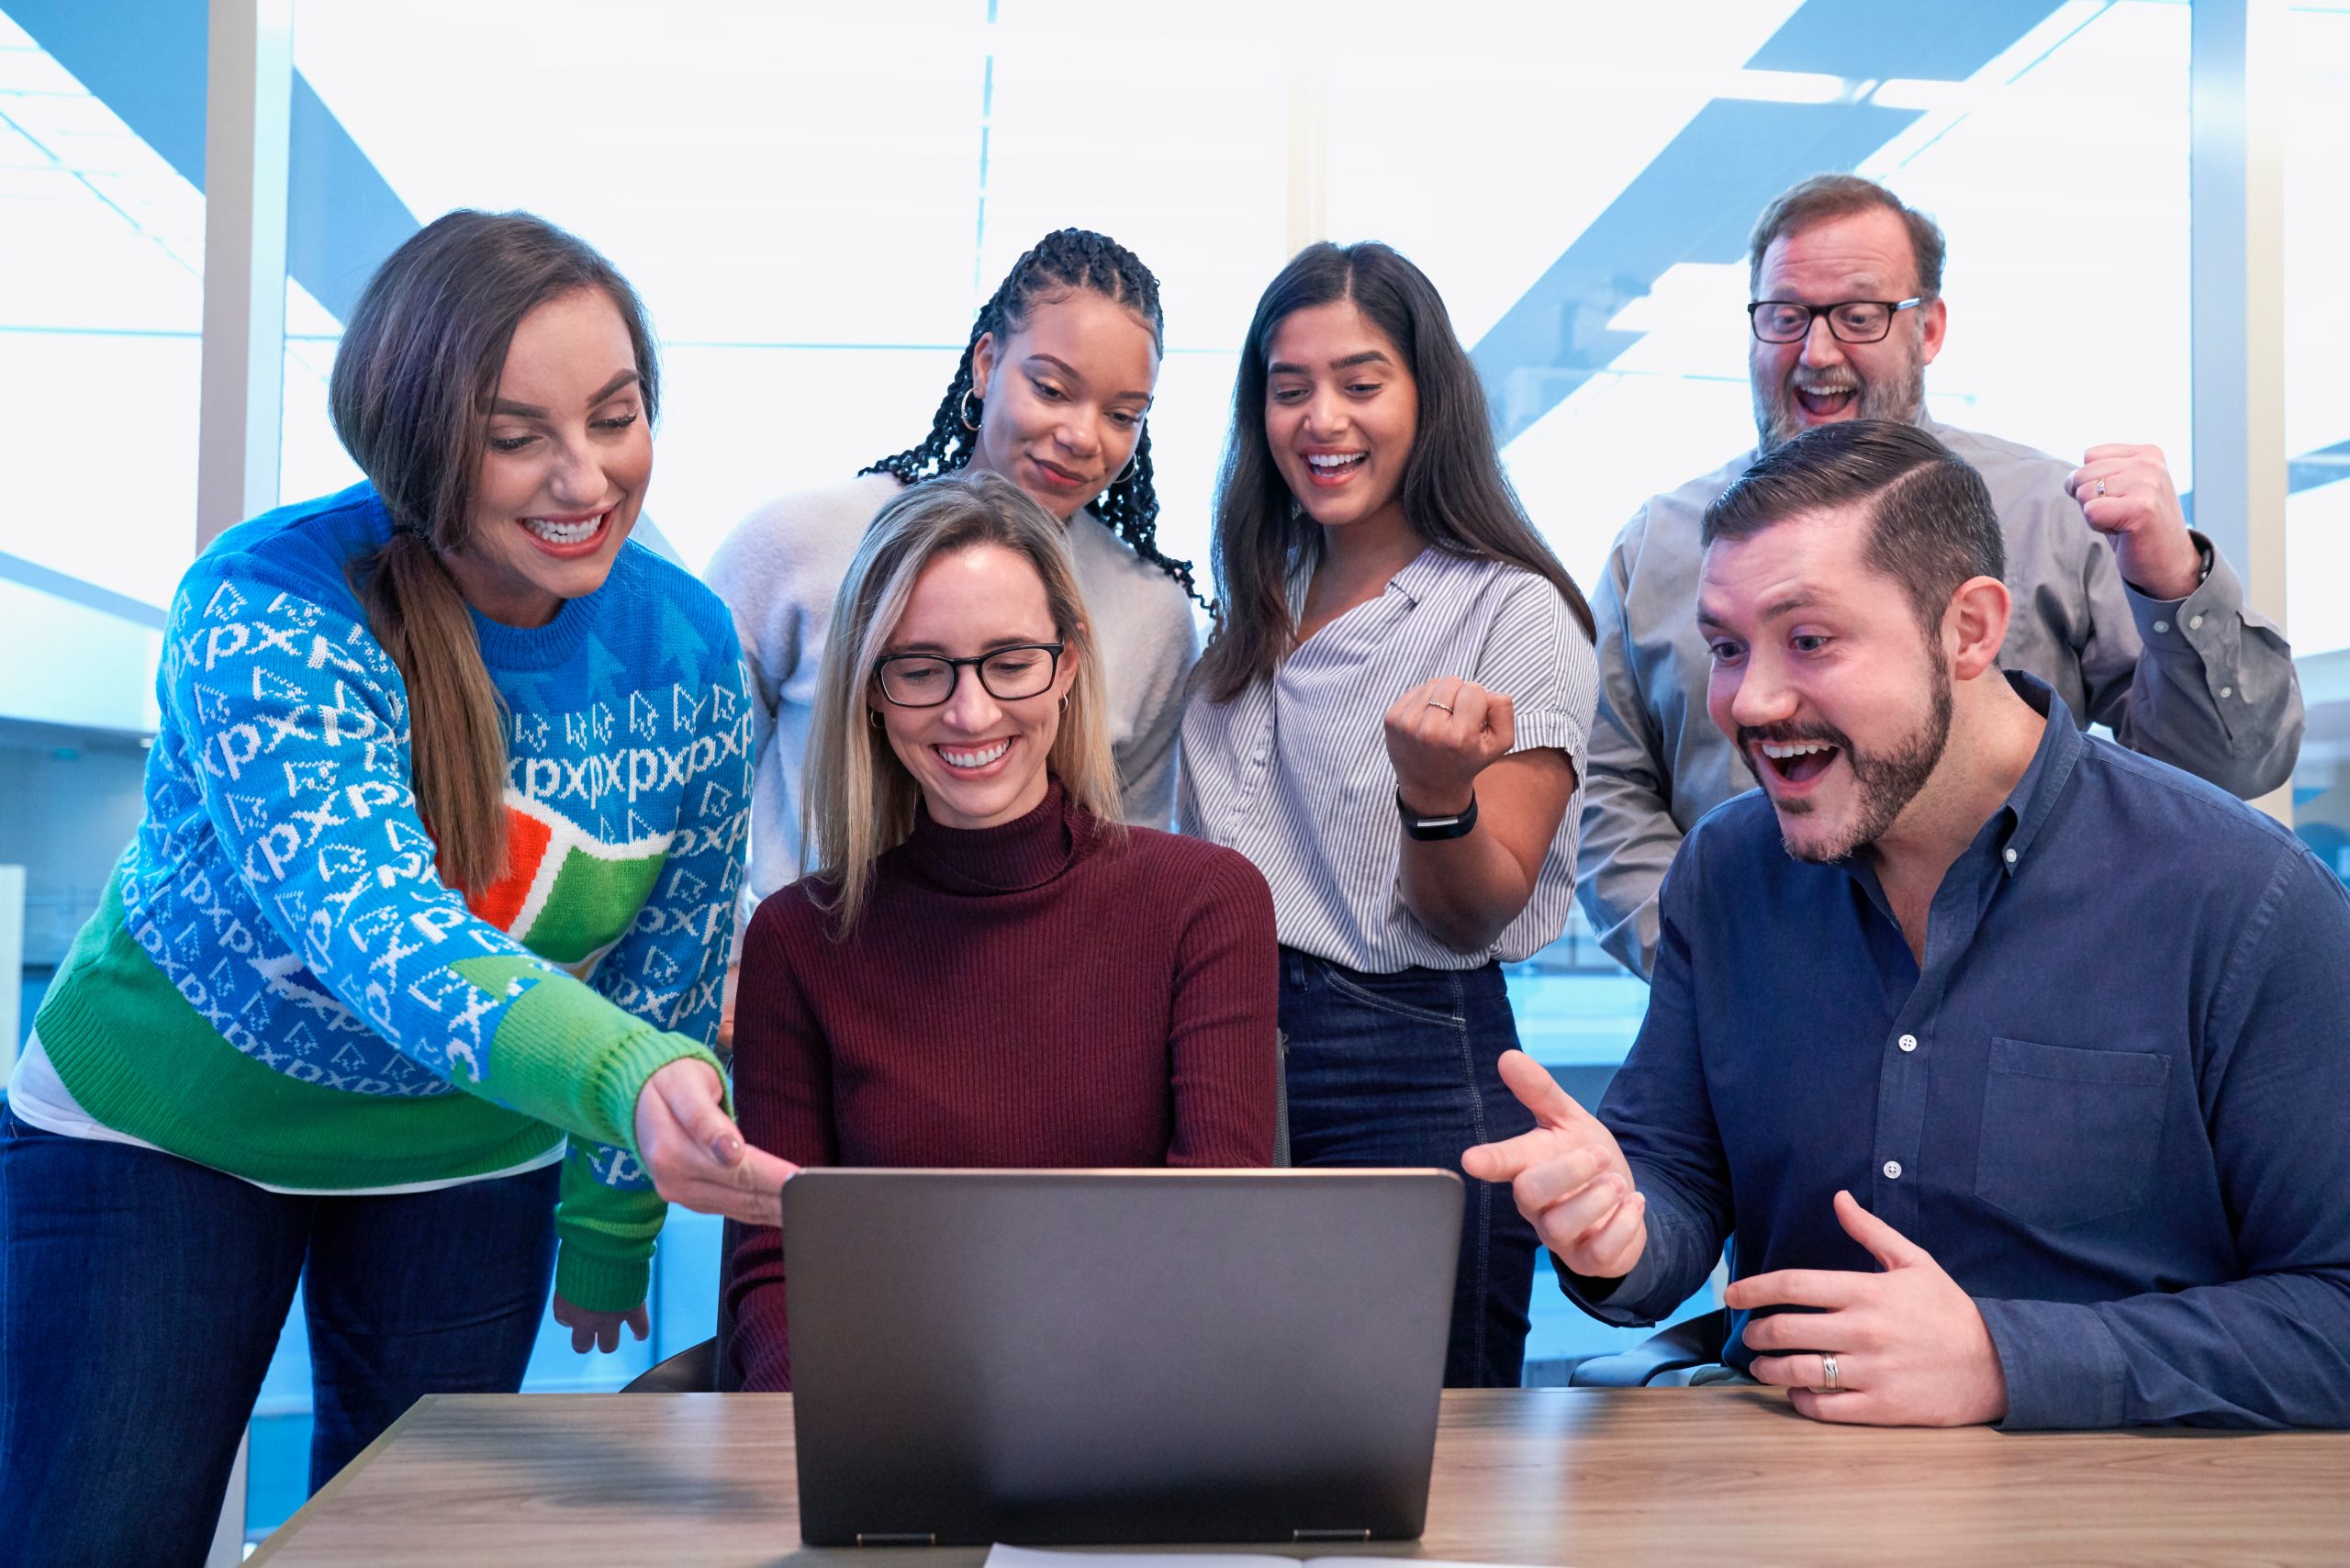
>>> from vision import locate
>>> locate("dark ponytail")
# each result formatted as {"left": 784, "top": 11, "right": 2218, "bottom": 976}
{"left": 331, "top": 209, "right": 660, "bottom": 895}
{"left": 862, "top": 227, "right": 1203, "bottom": 609}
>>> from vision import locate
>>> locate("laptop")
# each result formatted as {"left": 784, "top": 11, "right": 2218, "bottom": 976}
{"left": 783, "top": 1168, "right": 1461, "bottom": 1547}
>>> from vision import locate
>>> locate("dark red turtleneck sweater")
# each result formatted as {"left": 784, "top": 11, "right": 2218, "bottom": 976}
{"left": 723, "top": 782, "right": 1280, "bottom": 1391}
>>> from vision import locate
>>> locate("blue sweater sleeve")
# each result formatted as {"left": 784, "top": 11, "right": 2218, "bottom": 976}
{"left": 162, "top": 557, "right": 717, "bottom": 1154}
{"left": 1980, "top": 840, "right": 2350, "bottom": 1429}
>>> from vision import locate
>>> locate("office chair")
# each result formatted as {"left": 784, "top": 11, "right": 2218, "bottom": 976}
{"left": 621, "top": 1217, "right": 742, "bottom": 1394}
{"left": 1562, "top": 1307, "right": 1730, "bottom": 1387}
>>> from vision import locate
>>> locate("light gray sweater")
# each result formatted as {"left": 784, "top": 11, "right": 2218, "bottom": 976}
{"left": 704, "top": 472, "right": 1200, "bottom": 917}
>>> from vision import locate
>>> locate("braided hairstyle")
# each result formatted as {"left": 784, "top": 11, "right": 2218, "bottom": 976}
{"left": 862, "top": 227, "right": 1203, "bottom": 607}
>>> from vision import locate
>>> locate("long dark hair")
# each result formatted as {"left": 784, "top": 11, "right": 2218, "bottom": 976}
{"left": 1195, "top": 241, "right": 1595, "bottom": 703}
{"left": 332, "top": 209, "right": 660, "bottom": 896}
{"left": 860, "top": 227, "right": 1202, "bottom": 607}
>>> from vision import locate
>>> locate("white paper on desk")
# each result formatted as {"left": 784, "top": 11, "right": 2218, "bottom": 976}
{"left": 986, "top": 1546, "right": 1539, "bottom": 1568}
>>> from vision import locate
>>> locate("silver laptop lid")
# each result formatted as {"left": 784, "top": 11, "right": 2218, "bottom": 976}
{"left": 784, "top": 1168, "right": 1461, "bottom": 1547}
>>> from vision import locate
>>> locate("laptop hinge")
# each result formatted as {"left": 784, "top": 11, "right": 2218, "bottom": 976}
{"left": 854, "top": 1532, "right": 938, "bottom": 1547}
{"left": 1293, "top": 1529, "right": 1372, "bottom": 1543}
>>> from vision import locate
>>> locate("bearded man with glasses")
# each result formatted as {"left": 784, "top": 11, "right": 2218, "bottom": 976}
{"left": 1576, "top": 174, "right": 2304, "bottom": 981}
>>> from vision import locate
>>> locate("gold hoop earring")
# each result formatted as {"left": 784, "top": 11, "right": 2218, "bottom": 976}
{"left": 1112, "top": 449, "right": 1140, "bottom": 487}
{"left": 869, "top": 707, "right": 884, "bottom": 728}
{"left": 958, "top": 388, "right": 982, "bottom": 431}
{"left": 1058, "top": 694, "right": 1069, "bottom": 712}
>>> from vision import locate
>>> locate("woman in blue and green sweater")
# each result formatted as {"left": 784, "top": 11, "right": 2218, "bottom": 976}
{"left": 0, "top": 211, "right": 792, "bottom": 1564}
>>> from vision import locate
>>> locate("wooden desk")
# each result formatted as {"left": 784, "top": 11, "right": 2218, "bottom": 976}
{"left": 249, "top": 1388, "right": 2350, "bottom": 1567}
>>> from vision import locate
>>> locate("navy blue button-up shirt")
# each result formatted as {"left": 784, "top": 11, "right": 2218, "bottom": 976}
{"left": 1572, "top": 674, "right": 2350, "bottom": 1428}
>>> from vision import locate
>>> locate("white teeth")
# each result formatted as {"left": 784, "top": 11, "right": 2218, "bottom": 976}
{"left": 524, "top": 513, "right": 603, "bottom": 545}
{"left": 937, "top": 739, "right": 1011, "bottom": 769}
{"left": 1306, "top": 453, "right": 1365, "bottom": 469}
{"left": 1760, "top": 741, "right": 1834, "bottom": 759}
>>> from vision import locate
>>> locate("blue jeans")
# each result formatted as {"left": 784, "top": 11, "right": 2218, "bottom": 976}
{"left": 1278, "top": 949, "right": 1539, "bottom": 1388}
{"left": 0, "top": 1106, "right": 557, "bottom": 1566}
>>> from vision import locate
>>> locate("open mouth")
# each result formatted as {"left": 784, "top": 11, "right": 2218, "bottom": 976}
{"left": 1304, "top": 452, "right": 1366, "bottom": 487}
{"left": 519, "top": 511, "right": 610, "bottom": 555}
{"left": 1792, "top": 384, "right": 1858, "bottom": 420}
{"left": 934, "top": 738, "right": 1012, "bottom": 772}
{"left": 1756, "top": 737, "right": 1841, "bottom": 787}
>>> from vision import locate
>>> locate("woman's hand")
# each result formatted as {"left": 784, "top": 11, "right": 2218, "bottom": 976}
{"left": 1384, "top": 678, "right": 1576, "bottom": 954}
{"left": 1384, "top": 678, "right": 1516, "bottom": 814}
{"left": 553, "top": 1294, "right": 650, "bottom": 1355}
{"left": 632, "top": 1058, "right": 796, "bottom": 1226}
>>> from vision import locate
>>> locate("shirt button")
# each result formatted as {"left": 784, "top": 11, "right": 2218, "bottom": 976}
{"left": 2003, "top": 847, "right": 2018, "bottom": 865}
{"left": 2152, "top": 620, "right": 2169, "bottom": 633}
{"left": 1898, "top": 1034, "right": 1918, "bottom": 1053}
{"left": 2188, "top": 614, "right": 2205, "bottom": 630}
{"left": 2219, "top": 686, "right": 2232, "bottom": 700}
{"left": 1883, "top": 1160, "right": 1903, "bottom": 1180}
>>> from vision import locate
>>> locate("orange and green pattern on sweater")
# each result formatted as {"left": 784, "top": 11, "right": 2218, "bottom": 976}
{"left": 469, "top": 794, "right": 672, "bottom": 973}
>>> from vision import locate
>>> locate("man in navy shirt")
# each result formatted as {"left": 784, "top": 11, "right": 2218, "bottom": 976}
{"left": 1467, "top": 420, "right": 2350, "bottom": 1428}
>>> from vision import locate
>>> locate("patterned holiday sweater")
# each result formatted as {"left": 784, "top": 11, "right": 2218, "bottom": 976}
{"left": 30, "top": 483, "right": 750, "bottom": 1313}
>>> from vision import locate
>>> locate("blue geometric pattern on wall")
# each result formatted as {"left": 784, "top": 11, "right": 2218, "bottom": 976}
{"left": 1472, "top": 0, "right": 2070, "bottom": 445}
{"left": 10, "top": 0, "right": 419, "bottom": 320}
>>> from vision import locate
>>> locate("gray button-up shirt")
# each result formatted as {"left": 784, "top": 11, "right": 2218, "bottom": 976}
{"left": 1578, "top": 418, "right": 2303, "bottom": 979}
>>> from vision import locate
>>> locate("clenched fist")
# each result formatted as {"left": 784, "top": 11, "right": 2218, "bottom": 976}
{"left": 1385, "top": 678, "right": 1516, "bottom": 817}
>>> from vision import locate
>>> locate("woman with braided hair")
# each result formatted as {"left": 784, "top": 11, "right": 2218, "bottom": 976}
{"left": 708, "top": 229, "right": 1203, "bottom": 984}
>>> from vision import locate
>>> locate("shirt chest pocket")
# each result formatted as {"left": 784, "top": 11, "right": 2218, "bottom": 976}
{"left": 1975, "top": 1036, "right": 2171, "bottom": 1231}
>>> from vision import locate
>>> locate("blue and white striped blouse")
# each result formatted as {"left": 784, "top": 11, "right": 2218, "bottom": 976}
{"left": 1179, "top": 546, "right": 1598, "bottom": 973}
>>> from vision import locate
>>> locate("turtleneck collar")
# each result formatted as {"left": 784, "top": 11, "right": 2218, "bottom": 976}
{"left": 900, "top": 778, "right": 1089, "bottom": 895}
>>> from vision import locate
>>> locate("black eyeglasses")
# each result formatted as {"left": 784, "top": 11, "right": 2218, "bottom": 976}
{"left": 874, "top": 643, "right": 1065, "bottom": 708}
{"left": 1747, "top": 297, "right": 1923, "bottom": 344}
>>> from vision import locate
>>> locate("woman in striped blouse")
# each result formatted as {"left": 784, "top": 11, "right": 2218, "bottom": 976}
{"left": 1180, "top": 241, "right": 1600, "bottom": 1388}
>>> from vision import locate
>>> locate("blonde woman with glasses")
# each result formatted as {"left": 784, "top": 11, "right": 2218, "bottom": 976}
{"left": 721, "top": 471, "right": 1278, "bottom": 1392}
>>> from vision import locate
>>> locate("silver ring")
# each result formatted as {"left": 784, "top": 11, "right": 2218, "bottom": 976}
{"left": 2093, "top": 478, "right": 2108, "bottom": 498}
{"left": 1426, "top": 700, "right": 1454, "bottom": 713}
{"left": 1820, "top": 1353, "right": 1841, "bottom": 1393}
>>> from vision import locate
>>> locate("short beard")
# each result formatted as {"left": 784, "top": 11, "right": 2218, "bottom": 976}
{"left": 1751, "top": 350, "right": 1928, "bottom": 454}
{"left": 1756, "top": 647, "right": 1953, "bottom": 864}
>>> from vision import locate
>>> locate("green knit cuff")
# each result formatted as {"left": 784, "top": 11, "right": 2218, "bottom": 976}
{"left": 450, "top": 956, "right": 722, "bottom": 1151}
{"left": 554, "top": 1242, "right": 653, "bottom": 1316}
{"left": 588, "top": 1030, "right": 727, "bottom": 1158}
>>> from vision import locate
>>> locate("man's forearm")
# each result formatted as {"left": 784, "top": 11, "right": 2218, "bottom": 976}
{"left": 2108, "top": 538, "right": 2303, "bottom": 798}
{"left": 1980, "top": 1271, "right": 2350, "bottom": 1430}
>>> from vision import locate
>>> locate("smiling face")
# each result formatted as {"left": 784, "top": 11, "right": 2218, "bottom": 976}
{"left": 440, "top": 287, "right": 651, "bottom": 627}
{"left": 967, "top": 289, "right": 1158, "bottom": 521}
{"left": 870, "top": 542, "right": 1079, "bottom": 831}
{"left": 1263, "top": 298, "right": 1420, "bottom": 541}
{"left": 1699, "top": 502, "right": 1954, "bottom": 863}
{"left": 1749, "top": 207, "right": 1946, "bottom": 454}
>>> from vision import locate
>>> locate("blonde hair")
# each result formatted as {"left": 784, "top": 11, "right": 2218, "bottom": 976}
{"left": 801, "top": 471, "right": 1123, "bottom": 932}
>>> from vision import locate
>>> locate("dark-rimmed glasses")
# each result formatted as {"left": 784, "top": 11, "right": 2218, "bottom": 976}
{"left": 874, "top": 643, "right": 1065, "bottom": 708}
{"left": 1747, "top": 297, "right": 1922, "bottom": 344}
